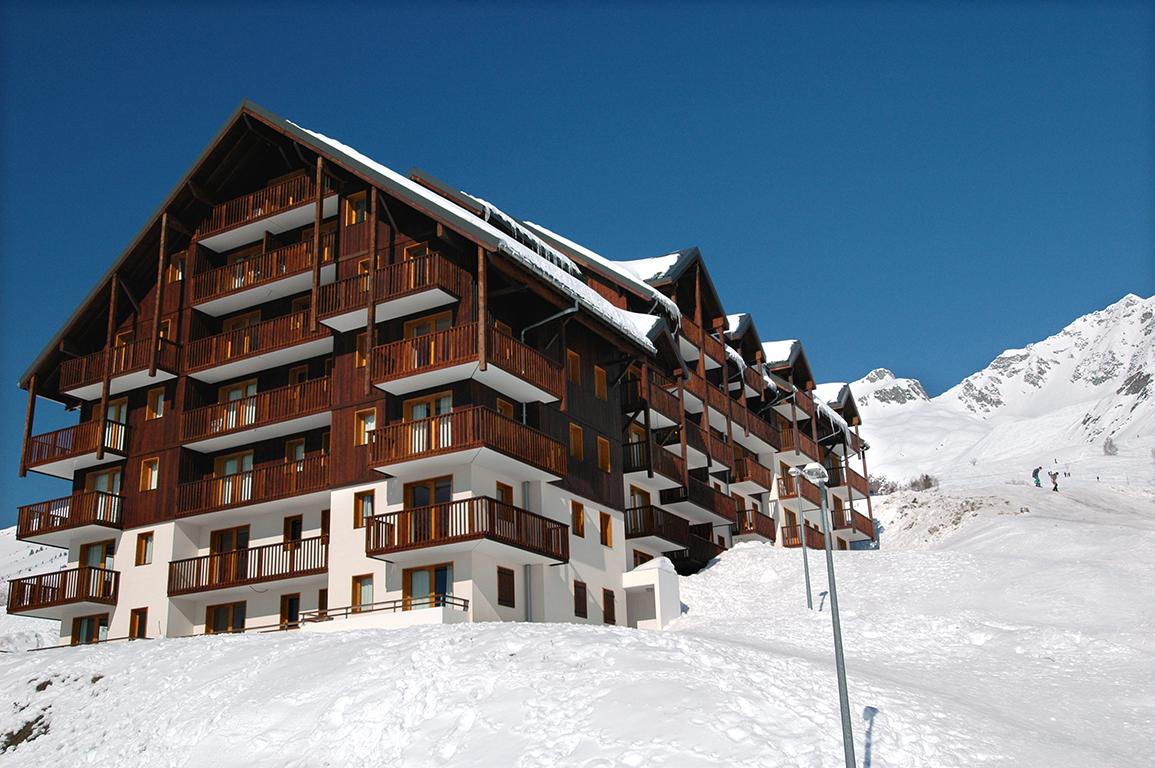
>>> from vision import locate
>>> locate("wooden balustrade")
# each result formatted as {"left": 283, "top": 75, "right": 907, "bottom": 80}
{"left": 301, "top": 595, "right": 470, "bottom": 623}
{"left": 833, "top": 508, "right": 875, "bottom": 539}
{"left": 742, "top": 365, "right": 764, "bottom": 394}
{"left": 168, "top": 535, "right": 329, "bottom": 596}
{"left": 794, "top": 390, "right": 816, "bottom": 418}
{"left": 621, "top": 368, "right": 681, "bottom": 423}
{"left": 27, "top": 420, "right": 128, "bottom": 468}
{"left": 706, "top": 430, "right": 733, "bottom": 469}
{"left": 486, "top": 326, "right": 565, "bottom": 399}
{"left": 624, "top": 505, "right": 691, "bottom": 547}
{"left": 660, "top": 477, "right": 737, "bottom": 522}
{"left": 780, "top": 524, "right": 824, "bottom": 549}
{"left": 779, "top": 424, "right": 819, "bottom": 460}
{"left": 17, "top": 491, "right": 123, "bottom": 539}
{"left": 176, "top": 453, "right": 329, "bottom": 517}
{"left": 192, "top": 234, "right": 335, "bottom": 304}
{"left": 366, "top": 497, "right": 568, "bottom": 562}
{"left": 706, "top": 381, "right": 732, "bottom": 414}
{"left": 664, "top": 534, "right": 725, "bottom": 570}
{"left": 196, "top": 174, "right": 332, "bottom": 238}
{"left": 777, "top": 474, "right": 822, "bottom": 507}
{"left": 622, "top": 441, "right": 685, "bottom": 483}
{"left": 733, "top": 457, "right": 775, "bottom": 491}
{"left": 682, "top": 369, "right": 707, "bottom": 401}
{"left": 316, "top": 252, "right": 473, "bottom": 319}
{"left": 683, "top": 420, "right": 708, "bottom": 454}
{"left": 368, "top": 406, "right": 566, "bottom": 477}
{"left": 59, "top": 338, "right": 181, "bottom": 392}
{"left": 7, "top": 567, "right": 119, "bottom": 614}
{"left": 736, "top": 509, "right": 776, "bottom": 541}
{"left": 185, "top": 311, "right": 328, "bottom": 371}
{"left": 181, "top": 378, "right": 330, "bottom": 443}
{"left": 743, "top": 408, "right": 782, "bottom": 449}
{"left": 679, "top": 316, "right": 726, "bottom": 363}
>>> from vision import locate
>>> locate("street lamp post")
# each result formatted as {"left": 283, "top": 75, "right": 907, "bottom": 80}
{"left": 801, "top": 461, "right": 856, "bottom": 768}
{"left": 787, "top": 466, "right": 813, "bottom": 610}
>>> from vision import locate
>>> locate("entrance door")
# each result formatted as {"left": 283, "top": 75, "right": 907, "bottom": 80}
{"left": 71, "top": 614, "right": 109, "bottom": 645}
{"left": 404, "top": 392, "right": 452, "bottom": 453}
{"left": 219, "top": 380, "right": 258, "bottom": 430}
{"left": 403, "top": 564, "right": 453, "bottom": 610}
{"left": 215, "top": 451, "right": 254, "bottom": 505}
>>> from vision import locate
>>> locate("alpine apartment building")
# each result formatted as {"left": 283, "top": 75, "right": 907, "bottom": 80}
{"left": 8, "top": 102, "right": 875, "bottom": 645}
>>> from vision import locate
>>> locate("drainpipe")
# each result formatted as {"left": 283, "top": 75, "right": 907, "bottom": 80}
{"left": 518, "top": 301, "right": 579, "bottom": 423}
{"left": 522, "top": 479, "right": 533, "bottom": 622}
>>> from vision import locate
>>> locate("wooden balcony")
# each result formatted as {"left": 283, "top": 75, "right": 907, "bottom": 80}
{"left": 181, "top": 378, "right": 331, "bottom": 453}
{"left": 660, "top": 476, "right": 737, "bottom": 524}
{"left": 827, "top": 465, "right": 870, "bottom": 498}
{"left": 731, "top": 457, "right": 775, "bottom": 495}
{"left": 176, "top": 453, "right": 330, "bottom": 519}
{"left": 317, "top": 252, "right": 472, "bottom": 332}
{"left": 17, "top": 491, "right": 123, "bottom": 547}
{"left": 834, "top": 508, "right": 876, "bottom": 540}
{"left": 371, "top": 323, "right": 564, "bottom": 403}
{"left": 368, "top": 406, "right": 566, "bottom": 481}
{"left": 621, "top": 367, "right": 682, "bottom": 427}
{"left": 781, "top": 524, "right": 825, "bottom": 549}
{"left": 740, "top": 364, "right": 764, "bottom": 396}
{"left": 26, "top": 421, "right": 128, "bottom": 479}
{"left": 735, "top": 510, "right": 776, "bottom": 542}
{"left": 191, "top": 234, "right": 336, "bottom": 317}
{"left": 679, "top": 316, "right": 725, "bottom": 368}
{"left": 778, "top": 475, "right": 823, "bottom": 508}
{"left": 365, "top": 497, "right": 568, "bottom": 565}
{"left": 184, "top": 311, "right": 333, "bottom": 383}
{"left": 664, "top": 535, "right": 725, "bottom": 575}
{"left": 622, "top": 441, "right": 685, "bottom": 487}
{"left": 168, "top": 535, "right": 329, "bottom": 597}
{"left": 195, "top": 173, "right": 338, "bottom": 251}
{"left": 59, "top": 338, "right": 181, "bottom": 401}
{"left": 731, "top": 405, "right": 781, "bottom": 452}
{"left": 7, "top": 566, "right": 118, "bottom": 619}
{"left": 777, "top": 424, "right": 820, "bottom": 464}
{"left": 624, "top": 505, "right": 691, "bottom": 550}
{"left": 706, "top": 430, "right": 733, "bottom": 470}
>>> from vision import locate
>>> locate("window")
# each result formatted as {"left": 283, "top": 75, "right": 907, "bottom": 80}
{"left": 129, "top": 608, "right": 148, "bottom": 640}
{"left": 633, "top": 550, "right": 653, "bottom": 568}
{"left": 354, "top": 408, "right": 376, "bottom": 446}
{"left": 566, "top": 349, "right": 581, "bottom": 386}
{"left": 283, "top": 514, "right": 303, "bottom": 543}
{"left": 574, "top": 580, "right": 588, "bottom": 618}
{"left": 140, "top": 457, "right": 159, "bottom": 491}
{"left": 357, "top": 257, "right": 372, "bottom": 275}
{"left": 346, "top": 191, "right": 368, "bottom": 225}
{"left": 717, "top": 535, "right": 725, "bottom": 547}
{"left": 594, "top": 366, "right": 608, "bottom": 400}
{"left": 159, "top": 319, "right": 173, "bottom": 340}
{"left": 603, "top": 589, "right": 616, "bottom": 625}
{"left": 291, "top": 296, "right": 311, "bottom": 317}
{"left": 403, "top": 310, "right": 452, "bottom": 339}
{"left": 288, "top": 365, "right": 308, "bottom": 386}
{"left": 351, "top": 574, "right": 374, "bottom": 613}
{"left": 321, "top": 509, "right": 330, "bottom": 537}
{"left": 569, "top": 423, "right": 583, "bottom": 460}
{"left": 496, "top": 398, "right": 515, "bottom": 419}
{"left": 80, "top": 540, "right": 115, "bottom": 569}
{"left": 135, "top": 532, "right": 154, "bottom": 566}
{"left": 597, "top": 437, "right": 611, "bottom": 473}
{"left": 146, "top": 387, "right": 165, "bottom": 420}
{"left": 353, "top": 490, "right": 374, "bottom": 529}
{"left": 354, "top": 332, "right": 368, "bottom": 368}
{"left": 205, "top": 602, "right": 246, "bottom": 635}
{"left": 166, "top": 255, "right": 184, "bottom": 283}
{"left": 497, "top": 567, "right": 515, "bottom": 608}
{"left": 280, "top": 593, "right": 301, "bottom": 628}
{"left": 71, "top": 614, "right": 109, "bottom": 645}
{"left": 496, "top": 482, "right": 514, "bottom": 505}
{"left": 571, "top": 500, "right": 585, "bottom": 538}
{"left": 600, "top": 512, "right": 613, "bottom": 548}
{"left": 403, "top": 564, "right": 453, "bottom": 609}
{"left": 404, "top": 476, "right": 453, "bottom": 509}
{"left": 285, "top": 438, "right": 306, "bottom": 465}
{"left": 629, "top": 485, "right": 651, "bottom": 508}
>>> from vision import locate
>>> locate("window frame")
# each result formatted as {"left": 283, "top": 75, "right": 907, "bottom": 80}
{"left": 146, "top": 387, "right": 166, "bottom": 420}
{"left": 568, "top": 423, "right": 584, "bottom": 460}
{"left": 594, "top": 365, "right": 608, "bottom": 400}
{"left": 354, "top": 407, "right": 377, "bottom": 446}
{"left": 603, "top": 588, "right": 616, "bottom": 625}
{"left": 571, "top": 500, "right": 585, "bottom": 538}
{"left": 497, "top": 566, "right": 515, "bottom": 608}
{"left": 134, "top": 532, "right": 154, "bottom": 566}
{"left": 596, "top": 436, "right": 611, "bottom": 473}
{"left": 353, "top": 490, "right": 374, "bottom": 529}
{"left": 573, "top": 580, "right": 588, "bottom": 619}
{"left": 139, "top": 457, "right": 160, "bottom": 492}
{"left": 566, "top": 349, "right": 581, "bottom": 386}
{"left": 129, "top": 607, "right": 148, "bottom": 640}
{"left": 599, "top": 511, "right": 613, "bottom": 548}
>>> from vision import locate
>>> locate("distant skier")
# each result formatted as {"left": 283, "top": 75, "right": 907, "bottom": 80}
{"left": 1032, "top": 467, "right": 1042, "bottom": 487}
{"left": 1048, "top": 471, "right": 1059, "bottom": 492}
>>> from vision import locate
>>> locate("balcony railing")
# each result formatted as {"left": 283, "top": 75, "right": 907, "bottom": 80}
{"left": 17, "top": 491, "right": 123, "bottom": 540}
{"left": 777, "top": 475, "right": 823, "bottom": 507}
{"left": 181, "top": 378, "right": 330, "bottom": 443}
{"left": 779, "top": 425, "right": 819, "bottom": 460}
{"left": 679, "top": 316, "right": 726, "bottom": 363}
{"left": 781, "top": 525, "right": 824, "bottom": 549}
{"left": 741, "top": 365, "right": 764, "bottom": 394}
{"left": 59, "top": 338, "right": 181, "bottom": 393}
{"left": 7, "top": 566, "right": 119, "bottom": 614}
{"left": 185, "top": 311, "right": 330, "bottom": 372}
{"left": 316, "top": 252, "right": 472, "bottom": 319}
{"left": 371, "top": 324, "right": 564, "bottom": 400}
{"left": 660, "top": 477, "right": 737, "bottom": 522}
{"left": 624, "top": 505, "right": 690, "bottom": 548}
{"left": 793, "top": 390, "right": 816, "bottom": 418}
{"left": 664, "top": 534, "right": 724, "bottom": 571}
{"left": 300, "top": 595, "right": 470, "bottom": 623}
{"left": 706, "top": 430, "right": 733, "bottom": 469}
{"left": 176, "top": 453, "right": 329, "bottom": 517}
{"left": 27, "top": 421, "right": 128, "bottom": 469}
{"left": 834, "top": 508, "right": 875, "bottom": 539}
{"left": 168, "top": 535, "right": 329, "bottom": 596}
{"left": 195, "top": 174, "right": 333, "bottom": 239}
{"left": 736, "top": 510, "right": 776, "bottom": 541}
{"left": 732, "top": 457, "right": 774, "bottom": 491}
{"left": 622, "top": 441, "right": 685, "bottom": 483}
{"left": 368, "top": 406, "right": 566, "bottom": 477}
{"left": 366, "top": 497, "right": 568, "bottom": 562}
{"left": 706, "top": 380, "right": 732, "bottom": 415}
{"left": 743, "top": 408, "right": 782, "bottom": 449}
{"left": 192, "top": 234, "right": 335, "bottom": 305}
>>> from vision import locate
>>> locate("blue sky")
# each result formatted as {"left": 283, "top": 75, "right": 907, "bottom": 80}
{"left": 1, "top": 2, "right": 1152, "bottom": 522}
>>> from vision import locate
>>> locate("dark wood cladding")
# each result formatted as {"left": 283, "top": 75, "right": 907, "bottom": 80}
{"left": 365, "top": 496, "right": 568, "bottom": 562}
{"left": 316, "top": 252, "right": 472, "bottom": 318}
{"left": 17, "top": 491, "right": 123, "bottom": 540}
{"left": 167, "top": 535, "right": 329, "bottom": 596}
{"left": 736, "top": 509, "right": 775, "bottom": 540}
{"left": 27, "top": 421, "right": 128, "bottom": 467}
{"left": 778, "top": 475, "right": 822, "bottom": 507}
{"left": 176, "top": 452, "right": 329, "bottom": 518}
{"left": 660, "top": 477, "right": 737, "bottom": 522}
{"left": 185, "top": 311, "right": 329, "bottom": 372}
{"left": 192, "top": 234, "right": 335, "bottom": 305}
{"left": 59, "top": 338, "right": 180, "bottom": 393}
{"left": 624, "top": 505, "right": 690, "bottom": 547}
{"left": 368, "top": 406, "right": 566, "bottom": 477}
{"left": 7, "top": 566, "right": 119, "bottom": 614}
{"left": 622, "top": 441, "right": 684, "bottom": 484}
{"left": 181, "top": 378, "right": 330, "bottom": 442}
{"left": 732, "top": 457, "right": 774, "bottom": 491}
{"left": 195, "top": 173, "right": 333, "bottom": 239}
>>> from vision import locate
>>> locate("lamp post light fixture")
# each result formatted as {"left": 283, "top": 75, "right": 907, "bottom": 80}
{"left": 799, "top": 460, "right": 857, "bottom": 768}
{"left": 787, "top": 465, "right": 814, "bottom": 610}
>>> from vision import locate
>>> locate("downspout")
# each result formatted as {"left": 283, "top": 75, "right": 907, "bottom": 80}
{"left": 522, "top": 479, "right": 533, "bottom": 622}
{"left": 519, "top": 301, "right": 579, "bottom": 423}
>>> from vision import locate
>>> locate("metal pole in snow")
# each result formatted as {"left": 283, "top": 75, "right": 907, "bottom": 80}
{"left": 800, "top": 518, "right": 813, "bottom": 610}
{"left": 818, "top": 477, "right": 856, "bottom": 768}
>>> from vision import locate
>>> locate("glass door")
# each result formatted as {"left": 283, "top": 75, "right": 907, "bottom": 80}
{"left": 210, "top": 526, "right": 250, "bottom": 585}
{"left": 222, "top": 312, "right": 261, "bottom": 359}
{"left": 403, "top": 312, "right": 452, "bottom": 368}
{"left": 105, "top": 398, "right": 127, "bottom": 451}
{"left": 220, "top": 380, "right": 258, "bottom": 431}
{"left": 404, "top": 564, "right": 453, "bottom": 610}
{"left": 215, "top": 451, "right": 254, "bottom": 505}
{"left": 84, "top": 468, "right": 123, "bottom": 523}
{"left": 405, "top": 393, "right": 452, "bottom": 453}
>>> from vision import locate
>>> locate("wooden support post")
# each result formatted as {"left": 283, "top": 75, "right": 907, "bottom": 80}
{"left": 19, "top": 375, "right": 36, "bottom": 478}
{"left": 364, "top": 191, "right": 378, "bottom": 395}
{"left": 309, "top": 156, "right": 324, "bottom": 331}
{"left": 149, "top": 213, "right": 167, "bottom": 376}
{"left": 643, "top": 366, "right": 654, "bottom": 480}
{"left": 677, "top": 369, "right": 688, "bottom": 486}
{"left": 857, "top": 425, "right": 873, "bottom": 520}
{"left": 477, "top": 245, "right": 487, "bottom": 372}
{"left": 693, "top": 266, "right": 705, "bottom": 377}
{"left": 97, "top": 276, "right": 119, "bottom": 460}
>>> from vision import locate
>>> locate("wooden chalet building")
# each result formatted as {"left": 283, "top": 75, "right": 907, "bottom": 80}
{"left": 9, "top": 102, "right": 874, "bottom": 644}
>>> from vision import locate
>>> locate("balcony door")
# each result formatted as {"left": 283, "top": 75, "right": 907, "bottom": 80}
{"left": 629, "top": 485, "right": 651, "bottom": 509}
{"left": 112, "top": 330, "right": 134, "bottom": 373}
{"left": 403, "top": 311, "right": 452, "bottom": 369}
{"left": 105, "top": 398, "right": 127, "bottom": 451}
{"left": 210, "top": 525, "right": 250, "bottom": 585}
{"left": 71, "top": 613, "right": 109, "bottom": 645}
{"left": 80, "top": 540, "right": 115, "bottom": 569}
{"left": 402, "top": 242, "right": 433, "bottom": 289}
{"left": 403, "top": 476, "right": 453, "bottom": 546}
{"left": 214, "top": 450, "right": 254, "bottom": 505}
{"left": 228, "top": 246, "right": 260, "bottom": 290}
{"left": 403, "top": 564, "right": 452, "bottom": 610}
{"left": 219, "top": 380, "right": 258, "bottom": 431}
{"left": 84, "top": 468, "right": 123, "bottom": 523}
{"left": 222, "top": 311, "right": 261, "bottom": 360}
{"left": 404, "top": 392, "right": 452, "bottom": 453}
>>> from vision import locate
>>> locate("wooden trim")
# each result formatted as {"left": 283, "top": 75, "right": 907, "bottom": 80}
{"left": 310, "top": 156, "right": 324, "bottom": 331}
{"left": 365, "top": 190, "right": 378, "bottom": 395}
{"left": 149, "top": 213, "right": 167, "bottom": 375}
{"left": 477, "top": 246, "right": 487, "bottom": 372}
{"left": 97, "top": 276, "right": 118, "bottom": 460}
{"left": 19, "top": 374, "right": 35, "bottom": 478}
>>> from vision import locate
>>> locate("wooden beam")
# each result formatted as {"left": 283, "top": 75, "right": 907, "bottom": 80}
{"left": 118, "top": 278, "right": 141, "bottom": 316}
{"left": 186, "top": 179, "right": 215, "bottom": 206}
{"left": 477, "top": 245, "right": 487, "bottom": 373}
{"left": 677, "top": 369, "right": 688, "bottom": 486}
{"left": 643, "top": 366, "right": 654, "bottom": 480}
{"left": 309, "top": 156, "right": 324, "bottom": 331}
{"left": 149, "top": 213, "right": 167, "bottom": 375}
{"left": 365, "top": 190, "right": 379, "bottom": 395}
{"left": 96, "top": 276, "right": 119, "bottom": 461}
{"left": 165, "top": 215, "right": 192, "bottom": 238}
{"left": 19, "top": 375, "right": 36, "bottom": 478}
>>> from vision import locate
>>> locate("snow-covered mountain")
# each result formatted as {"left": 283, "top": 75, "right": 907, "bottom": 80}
{"left": 854, "top": 293, "right": 1155, "bottom": 483}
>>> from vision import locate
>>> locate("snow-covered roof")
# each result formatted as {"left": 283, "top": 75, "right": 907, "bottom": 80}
{"left": 522, "top": 221, "right": 681, "bottom": 324}
{"left": 762, "top": 340, "right": 800, "bottom": 368}
{"left": 615, "top": 253, "right": 682, "bottom": 283}
{"left": 814, "top": 382, "right": 850, "bottom": 407}
{"left": 462, "top": 196, "right": 582, "bottom": 277}
{"left": 725, "top": 313, "right": 751, "bottom": 338}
